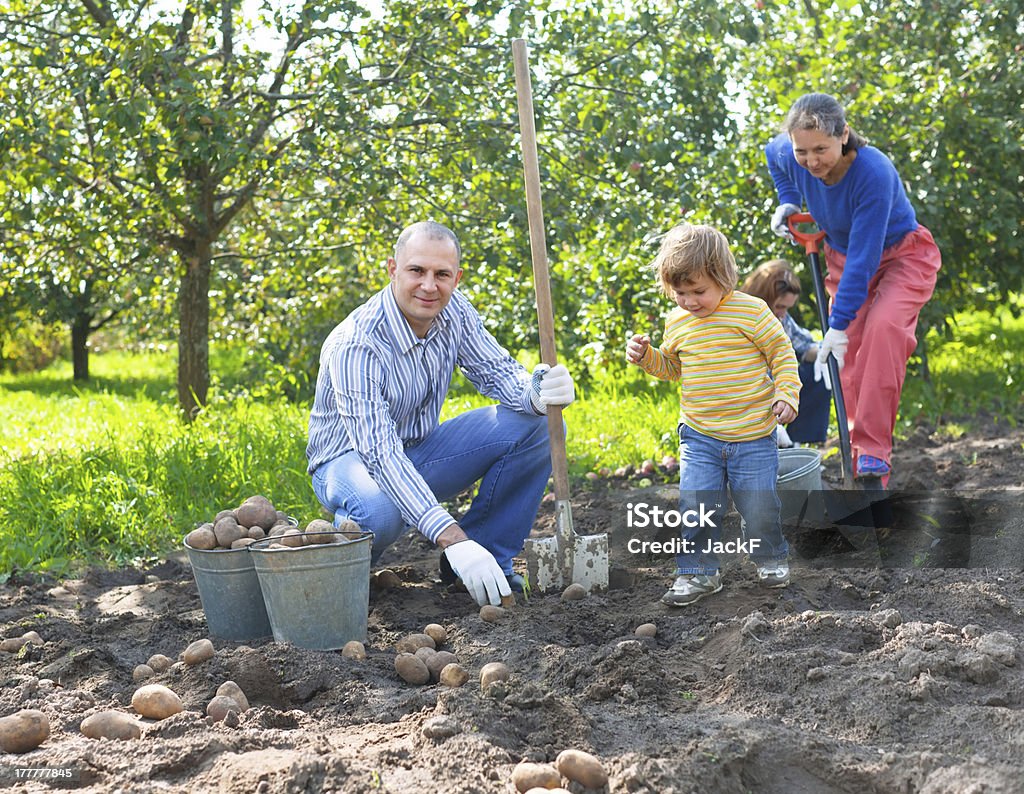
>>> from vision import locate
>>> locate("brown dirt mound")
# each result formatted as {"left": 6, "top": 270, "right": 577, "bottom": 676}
{"left": 2, "top": 419, "right": 1023, "bottom": 793}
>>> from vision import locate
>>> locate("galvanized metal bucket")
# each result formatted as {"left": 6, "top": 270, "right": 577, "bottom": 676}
{"left": 183, "top": 539, "right": 273, "bottom": 642}
{"left": 777, "top": 448, "right": 824, "bottom": 523}
{"left": 248, "top": 532, "right": 372, "bottom": 650}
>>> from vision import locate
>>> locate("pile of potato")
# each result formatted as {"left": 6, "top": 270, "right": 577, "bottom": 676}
{"left": 511, "top": 749, "right": 609, "bottom": 792}
{"left": 184, "top": 494, "right": 291, "bottom": 550}
{"left": 259, "top": 517, "right": 363, "bottom": 550}
{"left": 184, "top": 495, "right": 364, "bottom": 551}
{"left": 392, "top": 624, "right": 470, "bottom": 687}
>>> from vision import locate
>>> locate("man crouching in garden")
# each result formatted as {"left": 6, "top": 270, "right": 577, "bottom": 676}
{"left": 306, "top": 221, "right": 575, "bottom": 607}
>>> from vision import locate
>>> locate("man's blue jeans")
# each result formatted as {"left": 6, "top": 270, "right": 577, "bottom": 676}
{"left": 311, "top": 406, "right": 551, "bottom": 573}
{"left": 675, "top": 424, "right": 788, "bottom": 576}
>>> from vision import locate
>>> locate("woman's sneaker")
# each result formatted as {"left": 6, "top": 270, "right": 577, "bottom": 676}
{"left": 855, "top": 454, "right": 891, "bottom": 479}
{"left": 756, "top": 560, "right": 790, "bottom": 588}
{"left": 661, "top": 573, "right": 722, "bottom": 607}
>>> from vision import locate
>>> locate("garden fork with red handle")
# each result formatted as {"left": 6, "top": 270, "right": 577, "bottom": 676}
{"left": 788, "top": 213, "right": 855, "bottom": 488}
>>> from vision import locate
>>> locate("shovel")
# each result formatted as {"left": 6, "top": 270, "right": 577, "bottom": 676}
{"left": 512, "top": 38, "right": 609, "bottom": 593}
{"left": 787, "top": 213, "right": 854, "bottom": 487}
{"left": 787, "top": 213, "right": 887, "bottom": 543}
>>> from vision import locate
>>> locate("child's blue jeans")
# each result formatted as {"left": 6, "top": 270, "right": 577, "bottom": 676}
{"left": 674, "top": 424, "right": 789, "bottom": 576}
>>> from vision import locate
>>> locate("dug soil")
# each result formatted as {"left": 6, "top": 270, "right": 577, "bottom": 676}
{"left": 2, "top": 418, "right": 1023, "bottom": 793}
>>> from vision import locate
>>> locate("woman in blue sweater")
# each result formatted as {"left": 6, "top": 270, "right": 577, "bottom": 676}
{"left": 766, "top": 93, "right": 941, "bottom": 485}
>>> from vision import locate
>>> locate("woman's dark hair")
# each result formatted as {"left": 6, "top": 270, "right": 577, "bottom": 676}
{"left": 741, "top": 259, "right": 802, "bottom": 308}
{"left": 782, "top": 93, "right": 868, "bottom": 155}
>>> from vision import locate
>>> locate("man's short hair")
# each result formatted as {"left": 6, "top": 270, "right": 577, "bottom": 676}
{"left": 395, "top": 221, "right": 461, "bottom": 263}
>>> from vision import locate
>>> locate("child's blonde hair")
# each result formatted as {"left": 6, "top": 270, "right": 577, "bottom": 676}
{"left": 653, "top": 223, "right": 738, "bottom": 297}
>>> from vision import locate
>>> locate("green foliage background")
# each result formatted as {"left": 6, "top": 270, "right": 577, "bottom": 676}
{"left": 0, "top": 2, "right": 1022, "bottom": 575}
{"left": 2, "top": 0, "right": 1020, "bottom": 398}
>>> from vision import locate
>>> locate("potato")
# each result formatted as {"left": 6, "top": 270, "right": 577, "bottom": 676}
{"left": 555, "top": 749, "right": 607, "bottom": 789}
{"left": 230, "top": 537, "right": 256, "bottom": 549}
{"left": 0, "top": 638, "right": 24, "bottom": 653}
{"left": 275, "top": 510, "right": 289, "bottom": 523}
{"left": 216, "top": 681, "right": 249, "bottom": 712}
{"left": 305, "top": 518, "right": 335, "bottom": 534}
{"left": 132, "top": 664, "right": 154, "bottom": 682}
{"left": 511, "top": 761, "right": 561, "bottom": 793}
{"left": 439, "top": 663, "right": 470, "bottom": 688}
{"left": 269, "top": 525, "right": 290, "bottom": 537}
{"left": 182, "top": 638, "right": 215, "bottom": 665}
{"left": 0, "top": 709, "right": 49, "bottom": 753}
{"left": 414, "top": 646, "right": 437, "bottom": 664}
{"left": 480, "top": 605, "right": 506, "bottom": 622}
{"left": 206, "top": 695, "right": 241, "bottom": 722}
{"left": 236, "top": 498, "right": 277, "bottom": 531}
{"left": 80, "top": 710, "right": 141, "bottom": 741}
{"left": 247, "top": 527, "right": 266, "bottom": 540}
{"left": 394, "top": 653, "right": 430, "bottom": 685}
{"left": 1, "top": 631, "right": 43, "bottom": 653}
{"left": 524, "top": 789, "right": 571, "bottom": 794}
{"left": 374, "top": 569, "right": 402, "bottom": 590}
{"left": 479, "top": 661, "right": 510, "bottom": 689}
{"left": 395, "top": 633, "right": 436, "bottom": 654}
{"left": 426, "top": 651, "right": 459, "bottom": 681}
{"left": 213, "top": 516, "right": 243, "bottom": 548}
{"left": 131, "top": 684, "right": 183, "bottom": 720}
{"left": 307, "top": 531, "right": 340, "bottom": 546}
{"left": 147, "top": 654, "right": 173, "bottom": 672}
{"left": 278, "top": 529, "right": 305, "bottom": 548}
{"left": 635, "top": 623, "right": 657, "bottom": 638}
{"left": 185, "top": 525, "right": 217, "bottom": 550}
{"left": 561, "top": 583, "right": 587, "bottom": 601}
{"left": 214, "top": 509, "right": 236, "bottom": 523}
{"left": 501, "top": 593, "right": 516, "bottom": 609}
{"left": 341, "top": 640, "right": 367, "bottom": 660}
{"left": 423, "top": 623, "right": 447, "bottom": 646}
{"left": 336, "top": 518, "right": 362, "bottom": 539}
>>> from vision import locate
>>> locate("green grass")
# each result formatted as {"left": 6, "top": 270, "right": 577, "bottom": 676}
{"left": 1, "top": 301, "right": 1021, "bottom": 577}
{"left": 899, "top": 302, "right": 1024, "bottom": 432}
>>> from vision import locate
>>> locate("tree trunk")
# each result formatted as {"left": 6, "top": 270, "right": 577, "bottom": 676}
{"left": 177, "top": 242, "right": 212, "bottom": 418}
{"left": 71, "top": 311, "right": 92, "bottom": 381}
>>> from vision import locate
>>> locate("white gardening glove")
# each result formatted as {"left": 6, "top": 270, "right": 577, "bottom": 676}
{"left": 443, "top": 540, "right": 511, "bottom": 606}
{"left": 776, "top": 424, "right": 793, "bottom": 449}
{"left": 814, "top": 328, "right": 848, "bottom": 385}
{"left": 530, "top": 363, "right": 575, "bottom": 414}
{"left": 771, "top": 203, "right": 801, "bottom": 240}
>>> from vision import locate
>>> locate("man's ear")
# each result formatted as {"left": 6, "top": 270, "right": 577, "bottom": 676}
{"left": 386, "top": 257, "right": 397, "bottom": 279}
{"left": 454, "top": 268, "right": 464, "bottom": 288}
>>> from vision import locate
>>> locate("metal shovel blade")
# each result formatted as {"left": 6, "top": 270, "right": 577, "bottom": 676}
{"left": 523, "top": 500, "right": 609, "bottom": 593}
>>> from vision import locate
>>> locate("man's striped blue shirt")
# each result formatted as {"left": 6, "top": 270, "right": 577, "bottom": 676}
{"left": 307, "top": 285, "right": 537, "bottom": 542}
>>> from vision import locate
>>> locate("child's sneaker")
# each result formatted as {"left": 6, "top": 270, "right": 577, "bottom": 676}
{"left": 661, "top": 573, "right": 722, "bottom": 606}
{"left": 756, "top": 560, "right": 790, "bottom": 588}
{"left": 855, "top": 454, "right": 891, "bottom": 479}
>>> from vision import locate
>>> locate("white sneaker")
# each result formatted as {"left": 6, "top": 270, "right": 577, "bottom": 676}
{"left": 757, "top": 560, "right": 791, "bottom": 588}
{"left": 661, "top": 573, "right": 722, "bottom": 607}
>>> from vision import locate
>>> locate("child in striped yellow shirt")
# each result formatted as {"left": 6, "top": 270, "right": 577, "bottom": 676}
{"left": 626, "top": 223, "right": 801, "bottom": 606}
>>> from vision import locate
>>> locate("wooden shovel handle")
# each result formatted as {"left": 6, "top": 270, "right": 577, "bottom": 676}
{"left": 512, "top": 38, "right": 570, "bottom": 502}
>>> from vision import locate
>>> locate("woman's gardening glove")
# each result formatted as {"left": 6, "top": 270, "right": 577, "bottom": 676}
{"left": 771, "top": 203, "right": 801, "bottom": 240}
{"left": 814, "top": 328, "right": 849, "bottom": 386}
{"left": 530, "top": 363, "right": 575, "bottom": 413}
{"left": 443, "top": 540, "right": 511, "bottom": 607}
